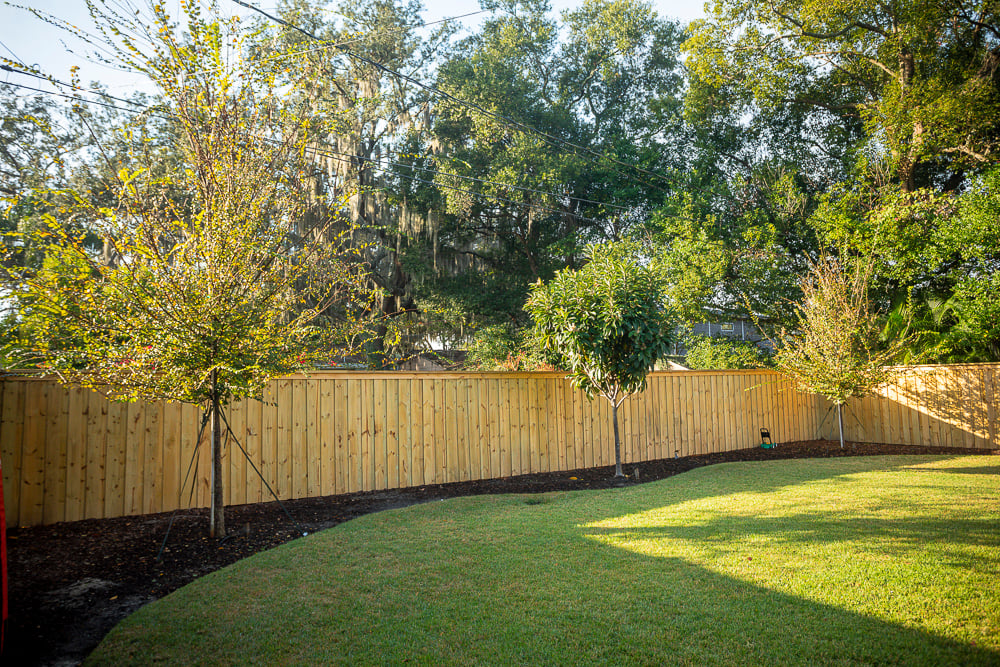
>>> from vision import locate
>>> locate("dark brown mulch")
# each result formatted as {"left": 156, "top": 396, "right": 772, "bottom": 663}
{"left": 5, "top": 440, "right": 994, "bottom": 666}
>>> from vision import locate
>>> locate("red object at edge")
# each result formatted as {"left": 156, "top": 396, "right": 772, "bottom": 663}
{"left": 1, "top": 453, "right": 7, "bottom": 654}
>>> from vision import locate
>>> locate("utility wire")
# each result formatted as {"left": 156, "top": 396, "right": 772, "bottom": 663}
{"left": 306, "top": 144, "right": 610, "bottom": 225}
{"left": 320, "top": 146, "right": 631, "bottom": 211}
{"left": 0, "top": 77, "right": 620, "bottom": 225}
{"left": 229, "top": 0, "right": 674, "bottom": 195}
{"left": 0, "top": 64, "right": 154, "bottom": 112}
{"left": 0, "top": 38, "right": 25, "bottom": 66}
{"left": 119, "top": 8, "right": 489, "bottom": 89}
{"left": 1, "top": 78, "right": 138, "bottom": 114}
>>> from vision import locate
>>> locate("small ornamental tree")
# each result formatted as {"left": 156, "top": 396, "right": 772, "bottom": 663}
{"left": 527, "top": 242, "right": 676, "bottom": 478}
{"left": 774, "top": 256, "right": 905, "bottom": 448}
{"left": 2, "top": 1, "right": 379, "bottom": 537}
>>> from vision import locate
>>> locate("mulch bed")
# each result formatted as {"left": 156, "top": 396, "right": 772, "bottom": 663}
{"left": 5, "top": 440, "right": 994, "bottom": 666}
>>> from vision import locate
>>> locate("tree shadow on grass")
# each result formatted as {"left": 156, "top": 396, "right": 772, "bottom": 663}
{"left": 88, "top": 456, "right": 1000, "bottom": 666}
{"left": 549, "top": 544, "right": 1000, "bottom": 666}
{"left": 563, "top": 457, "right": 1000, "bottom": 665}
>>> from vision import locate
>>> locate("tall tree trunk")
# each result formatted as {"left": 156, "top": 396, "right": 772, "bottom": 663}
{"left": 209, "top": 369, "right": 226, "bottom": 537}
{"left": 837, "top": 402, "right": 845, "bottom": 450}
{"left": 612, "top": 401, "right": 624, "bottom": 477}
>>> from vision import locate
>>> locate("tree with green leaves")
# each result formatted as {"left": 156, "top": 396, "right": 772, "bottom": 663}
{"left": 773, "top": 256, "right": 906, "bottom": 449}
{"left": 392, "top": 0, "right": 687, "bottom": 347}
{"left": 3, "top": 0, "right": 377, "bottom": 537}
{"left": 679, "top": 0, "right": 1000, "bottom": 357}
{"left": 526, "top": 241, "right": 675, "bottom": 477}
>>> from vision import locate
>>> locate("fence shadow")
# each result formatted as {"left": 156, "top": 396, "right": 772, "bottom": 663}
{"left": 827, "top": 365, "right": 999, "bottom": 450}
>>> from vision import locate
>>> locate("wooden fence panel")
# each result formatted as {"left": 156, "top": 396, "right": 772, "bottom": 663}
{"left": 4, "top": 364, "right": 999, "bottom": 528}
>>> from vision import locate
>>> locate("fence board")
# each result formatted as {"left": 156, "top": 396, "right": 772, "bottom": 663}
{"left": 373, "top": 379, "right": 387, "bottom": 490}
{"left": 291, "top": 381, "right": 308, "bottom": 499}
{"left": 434, "top": 379, "right": 447, "bottom": 483}
{"left": 42, "top": 385, "right": 68, "bottom": 524}
{"left": 161, "top": 402, "right": 181, "bottom": 512}
{"left": 143, "top": 401, "right": 162, "bottom": 515}
{"left": 20, "top": 381, "right": 47, "bottom": 526}
{"left": 104, "top": 401, "right": 127, "bottom": 518}
{"left": 261, "top": 383, "right": 278, "bottom": 501}
{"left": 398, "top": 378, "right": 412, "bottom": 489}
{"left": 456, "top": 379, "right": 469, "bottom": 481}
{"left": 246, "top": 396, "right": 263, "bottom": 503}
{"left": 346, "top": 379, "right": 360, "bottom": 492}
{"left": 333, "top": 379, "right": 348, "bottom": 495}
{"left": 64, "top": 388, "right": 87, "bottom": 523}
{"left": 1, "top": 381, "right": 25, "bottom": 527}
{"left": 420, "top": 378, "right": 434, "bottom": 485}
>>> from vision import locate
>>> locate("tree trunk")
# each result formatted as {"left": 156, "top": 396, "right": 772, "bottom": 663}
{"left": 612, "top": 402, "right": 624, "bottom": 477}
{"left": 837, "top": 402, "right": 845, "bottom": 450}
{"left": 209, "top": 370, "right": 226, "bottom": 538}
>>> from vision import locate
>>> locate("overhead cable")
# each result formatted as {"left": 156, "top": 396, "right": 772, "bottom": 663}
{"left": 229, "top": 0, "right": 673, "bottom": 195}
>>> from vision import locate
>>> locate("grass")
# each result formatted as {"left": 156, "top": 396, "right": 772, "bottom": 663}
{"left": 88, "top": 455, "right": 1000, "bottom": 666}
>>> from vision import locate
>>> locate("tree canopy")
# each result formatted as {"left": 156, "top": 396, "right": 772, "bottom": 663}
{"left": 526, "top": 241, "right": 675, "bottom": 476}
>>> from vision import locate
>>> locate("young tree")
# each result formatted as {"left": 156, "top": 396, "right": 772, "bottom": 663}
{"left": 526, "top": 242, "right": 675, "bottom": 477}
{"left": 773, "top": 257, "right": 905, "bottom": 448}
{"left": 3, "top": 0, "right": 378, "bottom": 537}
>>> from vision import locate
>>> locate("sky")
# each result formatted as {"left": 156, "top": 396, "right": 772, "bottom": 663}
{"left": 0, "top": 0, "right": 708, "bottom": 96}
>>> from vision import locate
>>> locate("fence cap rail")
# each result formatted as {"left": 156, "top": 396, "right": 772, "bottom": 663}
{"left": 4, "top": 363, "right": 1000, "bottom": 385}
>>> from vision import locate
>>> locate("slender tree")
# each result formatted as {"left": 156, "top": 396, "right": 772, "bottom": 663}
{"left": 3, "top": 0, "right": 378, "bottom": 536}
{"left": 773, "top": 256, "right": 905, "bottom": 448}
{"left": 526, "top": 242, "right": 675, "bottom": 477}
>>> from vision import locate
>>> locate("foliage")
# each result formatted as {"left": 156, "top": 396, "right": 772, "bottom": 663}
{"left": 677, "top": 0, "right": 1000, "bottom": 350}
{"left": 775, "top": 257, "right": 903, "bottom": 406}
{"left": 527, "top": 241, "right": 674, "bottom": 398}
{"left": 463, "top": 324, "right": 553, "bottom": 371}
{"left": 684, "top": 0, "right": 1000, "bottom": 192}
{"left": 4, "top": 0, "right": 376, "bottom": 404}
{"left": 394, "top": 0, "right": 687, "bottom": 343}
{"left": 683, "top": 334, "right": 767, "bottom": 370}
{"left": 640, "top": 166, "right": 815, "bottom": 333}
{"left": 527, "top": 241, "right": 675, "bottom": 475}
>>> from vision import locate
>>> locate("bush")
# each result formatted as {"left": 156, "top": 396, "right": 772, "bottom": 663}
{"left": 684, "top": 334, "right": 768, "bottom": 369}
{"left": 464, "top": 325, "right": 554, "bottom": 371}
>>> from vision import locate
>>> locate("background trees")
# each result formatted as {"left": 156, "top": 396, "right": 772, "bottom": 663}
{"left": 3, "top": 0, "right": 998, "bottom": 397}
{"left": 680, "top": 0, "right": 1000, "bottom": 361}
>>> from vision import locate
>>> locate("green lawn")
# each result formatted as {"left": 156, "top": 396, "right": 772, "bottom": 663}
{"left": 88, "top": 456, "right": 1000, "bottom": 666}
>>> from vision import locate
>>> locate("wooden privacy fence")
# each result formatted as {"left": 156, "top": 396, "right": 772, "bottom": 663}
{"left": 824, "top": 364, "right": 1000, "bottom": 450}
{"left": 2, "top": 364, "right": 997, "bottom": 528}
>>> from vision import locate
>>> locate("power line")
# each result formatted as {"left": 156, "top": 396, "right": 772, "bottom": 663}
{"left": 0, "top": 38, "right": 25, "bottom": 66}
{"left": 305, "top": 144, "right": 609, "bottom": 225}
{"left": 1, "top": 78, "right": 140, "bottom": 114}
{"left": 229, "top": 0, "right": 674, "bottom": 195}
{"left": 0, "top": 77, "right": 617, "bottom": 225}
{"left": 320, "top": 147, "right": 631, "bottom": 211}
{"left": 131, "top": 8, "right": 489, "bottom": 88}
{"left": 0, "top": 64, "right": 154, "bottom": 113}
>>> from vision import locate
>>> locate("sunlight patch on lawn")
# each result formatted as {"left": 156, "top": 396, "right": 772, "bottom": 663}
{"left": 580, "top": 456, "right": 1000, "bottom": 647}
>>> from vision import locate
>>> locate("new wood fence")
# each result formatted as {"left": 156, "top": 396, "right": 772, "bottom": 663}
{"left": 826, "top": 364, "right": 1000, "bottom": 449}
{"left": 2, "top": 365, "right": 997, "bottom": 528}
